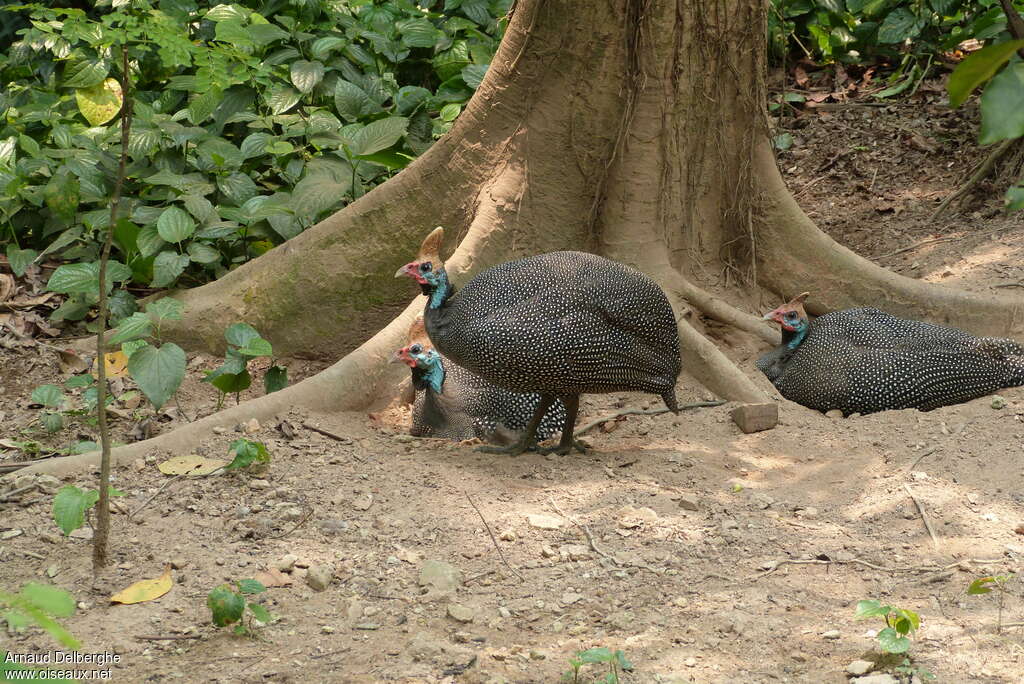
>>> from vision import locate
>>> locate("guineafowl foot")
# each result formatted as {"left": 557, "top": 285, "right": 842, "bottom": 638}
{"left": 537, "top": 439, "right": 588, "bottom": 455}
{"left": 477, "top": 439, "right": 535, "bottom": 456}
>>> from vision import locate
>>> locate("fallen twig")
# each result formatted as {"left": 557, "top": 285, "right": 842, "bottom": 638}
{"left": 134, "top": 634, "right": 202, "bottom": 641}
{"left": 465, "top": 491, "right": 523, "bottom": 582}
{"left": 267, "top": 504, "right": 313, "bottom": 540}
{"left": 750, "top": 557, "right": 1001, "bottom": 582}
{"left": 302, "top": 422, "right": 348, "bottom": 442}
{"left": 128, "top": 474, "right": 182, "bottom": 520}
{"left": 0, "top": 483, "right": 38, "bottom": 502}
{"left": 548, "top": 497, "right": 661, "bottom": 574}
{"left": 908, "top": 447, "right": 936, "bottom": 472}
{"left": 876, "top": 225, "right": 1011, "bottom": 260}
{"left": 904, "top": 483, "right": 940, "bottom": 550}
{"left": 931, "top": 138, "right": 1016, "bottom": 220}
{"left": 575, "top": 401, "right": 725, "bottom": 437}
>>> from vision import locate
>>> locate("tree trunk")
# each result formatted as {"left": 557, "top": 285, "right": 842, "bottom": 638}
{"left": 14, "top": 0, "right": 1024, "bottom": 478}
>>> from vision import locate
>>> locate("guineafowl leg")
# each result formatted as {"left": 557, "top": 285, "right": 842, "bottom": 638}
{"left": 478, "top": 395, "right": 555, "bottom": 456}
{"left": 538, "top": 395, "right": 587, "bottom": 455}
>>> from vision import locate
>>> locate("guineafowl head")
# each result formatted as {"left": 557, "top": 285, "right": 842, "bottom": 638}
{"left": 391, "top": 317, "right": 445, "bottom": 393}
{"left": 395, "top": 227, "right": 448, "bottom": 304}
{"left": 763, "top": 292, "right": 811, "bottom": 346}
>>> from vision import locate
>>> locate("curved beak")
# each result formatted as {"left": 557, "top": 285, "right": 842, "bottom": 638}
{"left": 762, "top": 307, "right": 784, "bottom": 323}
{"left": 395, "top": 262, "right": 417, "bottom": 278}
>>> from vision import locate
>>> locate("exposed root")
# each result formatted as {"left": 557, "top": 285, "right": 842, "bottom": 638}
{"left": 931, "top": 139, "right": 1015, "bottom": 220}
{"left": 659, "top": 269, "right": 779, "bottom": 345}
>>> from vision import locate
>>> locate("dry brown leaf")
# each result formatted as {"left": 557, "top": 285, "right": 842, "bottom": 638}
{"left": 92, "top": 351, "right": 129, "bottom": 378}
{"left": 110, "top": 565, "right": 173, "bottom": 604}
{"left": 157, "top": 453, "right": 226, "bottom": 476}
{"left": 254, "top": 568, "right": 294, "bottom": 587}
{"left": 58, "top": 349, "right": 89, "bottom": 375}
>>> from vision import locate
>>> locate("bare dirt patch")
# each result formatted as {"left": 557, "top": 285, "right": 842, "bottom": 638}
{"left": 2, "top": 82, "right": 1024, "bottom": 684}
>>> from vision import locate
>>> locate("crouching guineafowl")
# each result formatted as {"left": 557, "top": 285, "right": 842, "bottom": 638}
{"left": 393, "top": 318, "right": 566, "bottom": 445}
{"left": 757, "top": 292, "right": 1024, "bottom": 415}
{"left": 396, "top": 228, "right": 681, "bottom": 455}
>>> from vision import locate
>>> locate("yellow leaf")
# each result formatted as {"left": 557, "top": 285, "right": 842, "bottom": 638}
{"left": 75, "top": 78, "right": 123, "bottom": 126}
{"left": 91, "top": 350, "right": 129, "bottom": 378}
{"left": 157, "top": 454, "right": 227, "bottom": 476}
{"left": 110, "top": 565, "right": 173, "bottom": 604}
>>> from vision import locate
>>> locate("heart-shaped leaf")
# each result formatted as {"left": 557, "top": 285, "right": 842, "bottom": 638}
{"left": 157, "top": 206, "right": 196, "bottom": 243}
{"left": 127, "top": 342, "right": 186, "bottom": 409}
{"left": 75, "top": 78, "right": 123, "bottom": 126}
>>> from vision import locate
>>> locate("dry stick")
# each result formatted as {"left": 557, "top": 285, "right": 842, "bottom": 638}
{"left": 575, "top": 401, "right": 726, "bottom": 437}
{"left": 301, "top": 422, "right": 348, "bottom": 442}
{"left": 930, "top": 139, "right": 1015, "bottom": 220}
{"left": 134, "top": 635, "right": 202, "bottom": 641}
{"left": 0, "top": 484, "right": 38, "bottom": 502}
{"left": 904, "top": 483, "right": 940, "bottom": 550}
{"left": 907, "top": 447, "right": 936, "bottom": 472}
{"left": 750, "top": 557, "right": 1003, "bottom": 582}
{"left": 267, "top": 505, "right": 313, "bottom": 540}
{"left": 464, "top": 491, "right": 523, "bottom": 582}
{"left": 876, "top": 225, "right": 1011, "bottom": 260}
{"left": 127, "top": 475, "right": 182, "bottom": 520}
{"left": 548, "top": 497, "right": 660, "bottom": 575}
{"left": 93, "top": 44, "right": 133, "bottom": 574}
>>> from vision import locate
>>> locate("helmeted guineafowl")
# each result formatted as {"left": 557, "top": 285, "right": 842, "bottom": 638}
{"left": 396, "top": 227, "right": 681, "bottom": 455}
{"left": 757, "top": 291, "right": 1024, "bottom": 415}
{"left": 393, "top": 318, "right": 567, "bottom": 444}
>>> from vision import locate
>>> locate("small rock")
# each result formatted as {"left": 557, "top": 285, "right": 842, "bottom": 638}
{"left": 991, "top": 395, "right": 1007, "bottom": 410}
{"left": 797, "top": 506, "right": 819, "bottom": 519}
{"left": 418, "top": 560, "right": 461, "bottom": 592}
{"left": 447, "top": 604, "right": 475, "bottom": 623}
{"left": 69, "top": 528, "right": 93, "bottom": 540}
{"left": 497, "top": 606, "right": 511, "bottom": 618}
{"left": 684, "top": 657, "right": 697, "bottom": 667}
{"left": 847, "top": 660, "right": 874, "bottom": 676}
{"left": 406, "top": 632, "right": 443, "bottom": 661}
{"left": 320, "top": 519, "right": 348, "bottom": 535}
{"left": 1, "top": 529, "right": 23, "bottom": 540}
{"left": 45, "top": 565, "right": 59, "bottom": 578}
{"left": 526, "top": 514, "right": 564, "bottom": 530}
{"left": 720, "top": 519, "right": 739, "bottom": 532}
{"left": 243, "top": 418, "right": 261, "bottom": 433}
{"left": 351, "top": 493, "right": 373, "bottom": 511}
{"left": 36, "top": 475, "right": 61, "bottom": 493}
{"left": 677, "top": 494, "right": 700, "bottom": 511}
{"left": 498, "top": 529, "right": 516, "bottom": 541}
{"left": 321, "top": 625, "right": 335, "bottom": 634}
{"left": 561, "top": 592, "right": 583, "bottom": 605}
{"left": 617, "top": 505, "right": 658, "bottom": 528}
{"left": 540, "top": 545, "right": 557, "bottom": 558}
{"left": 170, "top": 558, "right": 189, "bottom": 570}
{"left": 559, "top": 544, "right": 592, "bottom": 562}
{"left": 212, "top": 426, "right": 227, "bottom": 435}
{"left": 275, "top": 554, "right": 298, "bottom": 572}
{"left": 821, "top": 629, "right": 840, "bottom": 640}
{"left": 529, "top": 650, "right": 546, "bottom": 660}
{"left": 852, "top": 675, "right": 898, "bottom": 684}
{"left": 750, "top": 492, "right": 774, "bottom": 510}
{"left": 825, "top": 409, "right": 843, "bottom": 419}
{"left": 248, "top": 479, "right": 271, "bottom": 491}
{"left": 305, "top": 564, "right": 333, "bottom": 591}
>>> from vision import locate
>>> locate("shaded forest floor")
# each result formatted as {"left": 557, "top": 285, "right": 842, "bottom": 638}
{"left": 2, "top": 77, "right": 1024, "bottom": 683}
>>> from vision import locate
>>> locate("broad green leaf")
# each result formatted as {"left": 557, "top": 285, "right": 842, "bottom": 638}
{"left": 334, "top": 80, "right": 373, "bottom": 122}
{"left": 240, "top": 132, "right": 272, "bottom": 159}
{"left": 48, "top": 261, "right": 131, "bottom": 295}
{"left": 205, "top": 3, "right": 248, "bottom": 21}
{"left": 356, "top": 150, "right": 413, "bottom": 170}
{"left": 157, "top": 206, "right": 196, "bottom": 243}
{"left": 877, "top": 626, "right": 910, "bottom": 654}
{"left": 266, "top": 85, "right": 301, "bottom": 115}
{"left": 248, "top": 603, "right": 272, "bottom": 623}
{"left": 75, "top": 78, "right": 123, "bottom": 126}
{"left": 225, "top": 322, "right": 262, "bottom": 347}
{"left": 949, "top": 40, "right": 1024, "bottom": 109}
{"left": 183, "top": 195, "right": 216, "bottom": 223}
{"left": 348, "top": 116, "right": 408, "bottom": 156}
{"left": 1006, "top": 186, "right": 1024, "bottom": 211}
{"left": 188, "top": 88, "right": 222, "bottom": 125}
{"left": 290, "top": 60, "right": 325, "bottom": 94}
{"left": 44, "top": 173, "right": 80, "bottom": 221}
{"left": 39, "top": 227, "right": 83, "bottom": 259}
{"left": 64, "top": 374, "right": 94, "bottom": 388}
{"left": 968, "top": 577, "right": 995, "bottom": 594}
{"left": 127, "top": 342, "right": 186, "bottom": 409}
{"left": 6, "top": 246, "right": 38, "bottom": 277}
{"left": 217, "top": 172, "right": 258, "bottom": 205}
{"left": 19, "top": 583, "right": 75, "bottom": 618}
{"left": 42, "top": 412, "right": 63, "bottom": 433}
{"left": 264, "top": 365, "right": 287, "bottom": 393}
{"left": 109, "top": 312, "right": 153, "bottom": 345}
{"left": 64, "top": 56, "right": 109, "bottom": 88}
{"left": 877, "top": 7, "right": 923, "bottom": 43}
{"left": 137, "top": 226, "right": 167, "bottom": 258}
{"left": 188, "top": 242, "right": 221, "bottom": 264}
{"left": 248, "top": 22, "right": 290, "bottom": 46}
{"left": 226, "top": 439, "right": 269, "bottom": 470}
{"left": 31, "top": 384, "right": 64, "bottom": 408}
{"left": 439, "top": 103, "right": 461, "bottom": 122}
{"left": 68, "top": 440, "right": 98, "bottom": 454}
{"left": 855, "top": 599, "right": 891, "bottom": 619}
{"left": 151, "top": 252, "right": 190, "bottom": 288}
{"left": 237, "top": 337, "right": 272, "bottom": 358}
{"left": 461, "top": 63, "right": 489, "bottom": 89}
{"left": 980, "top": 63, "right": 1024, "bottom": 144}
{"left": 108, "top": 289, "right": 138, "bottom": 324}
{"left": 146, "top": 297, "right": 184, "bottom": 321}
{"left": 211, "top": 369, "right": 251, "bottom": 394}
{"left": 578, "top": 647, "right": 614, "bottom": 664}
{"left": 433, "top": 41, "right": 470, "bottom": 81}
{"left": 121, "top": 339, "right": 147, "bottom": 359}
{"left": 52, "top": 485, "right": 89, "bottom": 536}
{"left": 398, "top": 18, "right": 442, "bottom": 48}
{"left": 311, "top": 36, "right": 346, "bottom": 61}
{"left": 395, "top": 86, "right": 432, "bottom": 116}
{"left": 291, "top": 176, "right": 351, "bottom": 217}
{"left": 237, "top": 578, "right": 267, "bottom": 595}
{"left": 207, "top": 585, "right": 245, "bottom": 627}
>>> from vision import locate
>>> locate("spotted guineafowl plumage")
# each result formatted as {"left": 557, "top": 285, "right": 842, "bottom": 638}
{"left": 394, "top": 319, "right": 566, "bottom": 444}
{"left": 757, "top": 292, "right": 1024, "bottom": 415}
{"left": 396, "top": 228, "right": 681, "bottom": 455}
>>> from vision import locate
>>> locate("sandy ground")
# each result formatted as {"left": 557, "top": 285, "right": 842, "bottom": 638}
{"left": 2, "top": 77, "right": 1024, "bottom": 683}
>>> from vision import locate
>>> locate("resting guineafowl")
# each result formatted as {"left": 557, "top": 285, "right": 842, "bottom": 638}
{"left": 393, "top": 318, "right": 567, "bottom": 444}
{"left": 757, "top": 292, "right": 1024, "bottom": 415}
{"left": 396, "top": 228, "right": 681, "bottom": 455}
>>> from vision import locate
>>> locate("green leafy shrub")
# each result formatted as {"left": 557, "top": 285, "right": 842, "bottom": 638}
{"left": 204, "top": 321, "right": 285, "bottom": 406}
{"left": 0, "top": 0, "right": 509, "bottom": 311}
{"left": 855, "top": 599, "right": 921, "bottom": 654}
{"left": 52, "top": 484, "right": 125, "bottom": 536}
{"left": 207, "top": 578, "right": 271, "bottom": 635}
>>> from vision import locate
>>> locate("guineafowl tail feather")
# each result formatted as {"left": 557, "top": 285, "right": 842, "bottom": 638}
{"left": 661, "top": 390, "right": 679, "bottom": 414}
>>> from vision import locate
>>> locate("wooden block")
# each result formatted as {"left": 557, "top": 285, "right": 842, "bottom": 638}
{"left": 731, "top": 403, "right": 778, "bottom": 433}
